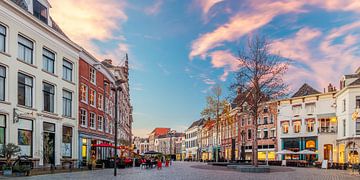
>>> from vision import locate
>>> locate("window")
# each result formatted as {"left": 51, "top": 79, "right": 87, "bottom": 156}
{"left": 98, "top": 94, "right": 103, "bottom": 110}
{"left": 247, "top": 129, "right": 252, "bottom": 140}
{"left": 247, "top": 118, "right": 252, "bottom": 125}
{"left": 62, "top": 90, "right": 72, "bottom": 117}
{"left": 263, "top": 128, "right": 268, "bottom": 139}
{"left": 257, "top": 118, "right": 261, "bottom": 125}
{"left": 0, "top": 25, "right": 5, "bottom": 52}
{"left": 257, "top": 129, "right": 261, "bottom": 139}
{"left": 293, "top": 121, "right": 301, "bottom": 133}
{"left": 305, "top": 103, "right": 316, "bottom": 114}
{"left": 241, "top": 118, "right": 245, "bottom": 126}
{"left": 264, "top": 117, "right": 268, "bottom": 124}
{"left": 63, "top": 60, "right": 73, "bottom": 81}
{"left": 42, "top": 49, "right": 55, "bottom": 73}
{"left": 263, "top": 107, "right": 268, "bottom": 113}
{"left": 270, "top": 114, "right": 274, "bottom": 124}
{"left": 33, "top": 0, "right": 48, "bottom": 23}
{"left": 318, "top": 118, "right": 337, "bottom": 133}
{"left": 109, "top": 121, "right": 113, "bottom": 134}
{"left": 343, "top": 99, "right": 346, "bottom": 112}
{"left": 105, "top": 117, "right": 109, "bottom": 133}
{"left": 18, "top": 73, "right": 33, "bottom": 107}
{"left": 43, "top": 83, "right": 54, "bottom": 113}
{"left": 80, "top": 109, "right": 87, "bottom": 127}
{"left": 89, "top": 89, "right": 96, "bottom": 107}
{"left": 270, "top": 128, "right": 276, "bottom": 138}
{"left": 282, "top": 122, "right": 289, "bottom": 134}
{"left": 80, "top": 84, "right": 88, "bottom": 103}
{"left": 18, "top": 119, "right": 32, "bottom": 157}
{"left": 62, "top": 126, "right": 72, "bottom": 158}
{"left": 343, "top": 119, "right": 346, "bottom": 137}
{"left": 18, "top": 35, "right": 33, "bottom": 64}
{"left": 0, "top": 115, "right": 6, "bottom": 154}
{"left": 90, "top": 113, "right": 96, "bottom": 129}
{"left": 306, "top": 119, "right": 315, "bottom": 132}
{"left": 90, "top": 67, "right": 96, "bottom": 84}
{"left": 356, "top": 118, "right": 360, "bottom": 135}
{"left": 0, "top": 66, "right": 5, "bottom": 101}
{"left": 292, "top": 105, "right": 301, "bottom": 115}
{"left": 98, "top": 116, "right": 103, "bottom": 131}
{"left": 356, "top": 96, "right": 360, "bottom": 109}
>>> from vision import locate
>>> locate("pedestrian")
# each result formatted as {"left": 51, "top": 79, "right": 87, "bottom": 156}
{"left": 157, "top": 158, "right": 162, "bottom": 170}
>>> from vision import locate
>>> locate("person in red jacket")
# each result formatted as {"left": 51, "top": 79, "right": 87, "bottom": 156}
{"left": 157, "top": 158, "right": 162, "bottom": 170}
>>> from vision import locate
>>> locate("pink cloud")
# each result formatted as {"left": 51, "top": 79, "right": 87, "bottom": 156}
{"left": 209, "top": 50, "right": 240, "bottom": 81}
{"left": 50, "top": 0, "right": 128, "bottom": 63}
{"left": 189, "top": 1, "right": 304, "bottom": 59}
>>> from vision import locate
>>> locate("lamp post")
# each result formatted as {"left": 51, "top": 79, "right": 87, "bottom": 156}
{"left": 112, "top": 79, "right": 126, "bottom": 176}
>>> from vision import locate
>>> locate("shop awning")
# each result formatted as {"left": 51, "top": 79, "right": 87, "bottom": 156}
{"left": 276, "top": 149, "right": 295, "bottom": 154}
{"left": 92, "top": 143, "right": 114, "bottom": 148}
{"left": 295, "top": 149, "right": 317, "bottom": 155}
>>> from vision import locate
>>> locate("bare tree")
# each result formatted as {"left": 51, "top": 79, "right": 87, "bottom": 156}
{"left": 231, "top": 36, "right": 288, "bottom": 167}
{"left": 201, "top": 84, "right": 227, "bottom": 162}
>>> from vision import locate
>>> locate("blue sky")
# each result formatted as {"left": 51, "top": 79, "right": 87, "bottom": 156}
{"left": 50, "top": 0, "right": 360, "bottom": 137}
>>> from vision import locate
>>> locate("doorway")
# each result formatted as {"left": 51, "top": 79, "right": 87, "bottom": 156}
{"left": 323, "top": 144, "right": 333, "bottom": 161}
{"left": 43, "top": 122, "right": 55, "bottom": 165}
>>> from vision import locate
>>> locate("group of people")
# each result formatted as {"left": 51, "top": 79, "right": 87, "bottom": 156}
{"left": 140, "top": 157, "right": 171, "bottom": 170}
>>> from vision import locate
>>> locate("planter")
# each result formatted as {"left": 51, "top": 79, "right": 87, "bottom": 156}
{"left": 3, "top": 169, "right": 12, "bottom": 176}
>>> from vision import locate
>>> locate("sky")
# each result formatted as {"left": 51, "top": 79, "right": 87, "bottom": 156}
{"left": 49, "top": 0, "right": 360, "bottom": 138}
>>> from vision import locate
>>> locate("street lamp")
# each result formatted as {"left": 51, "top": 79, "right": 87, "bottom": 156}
{"left": 111, "top": 79, "right": 126, "bottom": 176}
{"left": 168, "top": 130, "right": 176, "bottom": 159}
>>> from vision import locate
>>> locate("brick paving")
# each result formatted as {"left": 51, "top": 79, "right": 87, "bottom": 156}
{"left": 5, "top": 161, "right": 360, "bottom": 180}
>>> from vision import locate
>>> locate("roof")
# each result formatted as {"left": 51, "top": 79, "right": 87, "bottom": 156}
{"left": 292, "top": 83, "right": 321, "bottom": 98}
{"left": 188, "top": 118, "right": 206, "bottom": 130}
{"left": 344, "top": 74, "right": 360, "bottom": 79}
{"left": 356, "top": 67, "right": 360, "bottom": 74}
{"left": 150, "top": 128, "right": 170, "bottom": 136}
{"left": 50, "top": 17, "right": 68, "bottom": 38}
{"left": 349, "top": 78, "right": 360, "bottom": 86}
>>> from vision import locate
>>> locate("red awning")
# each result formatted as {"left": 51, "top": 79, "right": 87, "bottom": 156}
{"left": 92, "top": 143, "right": 115, "bottom": 148}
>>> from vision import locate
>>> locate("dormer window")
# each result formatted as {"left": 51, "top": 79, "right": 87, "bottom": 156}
{"left": 33, "top": 0, "right": 48, "bottom": 23}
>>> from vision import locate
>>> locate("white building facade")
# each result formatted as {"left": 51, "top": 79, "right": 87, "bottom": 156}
{"left": 0, "top": 0, "right": 80, "bottom": 166}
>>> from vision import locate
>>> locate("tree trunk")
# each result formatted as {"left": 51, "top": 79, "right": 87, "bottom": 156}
{"left": 253, "top": 109, "right": 259, "bottom": 167}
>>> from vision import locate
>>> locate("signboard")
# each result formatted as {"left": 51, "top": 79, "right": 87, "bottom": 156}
{"left": 321, "top": 160, "right": 328, "bottom": 169}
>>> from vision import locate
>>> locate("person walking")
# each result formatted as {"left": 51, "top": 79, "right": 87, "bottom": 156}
{"left": 157, "top": 158, "right": 162, "bottom": 170}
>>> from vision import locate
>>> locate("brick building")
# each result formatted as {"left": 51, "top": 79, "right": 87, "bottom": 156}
{"left": 78, "top": 50, "right": 116, "bottom": 164}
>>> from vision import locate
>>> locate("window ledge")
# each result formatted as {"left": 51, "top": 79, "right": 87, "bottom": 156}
{"left": 38, "top": 111, "right": 61, "bottom": 120}
{"left": 17, "top": 58, "right": 37, "bottom": 68}
{"left": 17, "top": 104, "right": 37, "bottom": 111}
{"left": 41, "top": 69, "right": 58, "bottom": 78}
{"left": 41, "top": 110, "right": 58, "bottom": 116}
{"left": 62, "top": 115, "right": 75, "bottom": 120}
{"left": 62, "top": 78, "right": 75, "bottom": 85}
{"left": 80, "top": 125, "right": 87, "bottom": 128}
{"left": 0, "top": 101, "right": 11, "bottom": 105}
{"left": 0, "top": 51, "right": 11, "bottom": 57}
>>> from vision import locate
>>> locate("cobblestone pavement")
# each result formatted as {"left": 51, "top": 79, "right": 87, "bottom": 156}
{"left": 7, "top": 162, "right": 360, "bottom": 180}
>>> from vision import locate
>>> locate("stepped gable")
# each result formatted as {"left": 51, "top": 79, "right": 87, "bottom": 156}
{"left": 292, "top": 83, "right": 321, "bottom": 98}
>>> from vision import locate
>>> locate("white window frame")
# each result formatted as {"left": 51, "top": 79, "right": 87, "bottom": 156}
{"left": 90, "top": 67, "right": 96, "bottom": 85}
{"left": 98, "top": 115, "right": 103, "bottom": 131}
{"left": 80, "top": 84, "right": 88, "bottom": 103}
{"left": 80, "top": 109, "right": 87, "bottom": 127}
{"left": 90, "top": 112, "right": 96, "bottom": 130}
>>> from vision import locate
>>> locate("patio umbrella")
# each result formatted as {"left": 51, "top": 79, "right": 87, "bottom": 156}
{"left": 296, "top": 149, "right": 317, "bottom": 155}
{"left": 92, "top": 143, "right": 115, "bottom": 148}
{"left": 276, "top": 149, "right": 295, "bottom": 154}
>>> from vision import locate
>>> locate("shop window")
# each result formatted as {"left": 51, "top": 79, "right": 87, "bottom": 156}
{"left": 18, "top": 119, "right": 32, "bottom": 157}
{"left": 62, "top": 126, "right": 72, "bottom": 158}
{"left": 305, "top": 140, "right": 316, "bottom": 149}
{"left": 0, "top": 115, "right": 5, "bottom": 155}
{"left": 356, "top": 118, "right": 360, "bottom": 135}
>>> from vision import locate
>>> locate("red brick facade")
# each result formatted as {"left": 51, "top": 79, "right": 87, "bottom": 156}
{"left": 78, "top": 58, "right": 114, "bottom": 140}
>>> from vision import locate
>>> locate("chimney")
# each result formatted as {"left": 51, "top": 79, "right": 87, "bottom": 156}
{"left": 327, "top": 83, "right": 334, "bottom": 92}
{"left": 103, "top": 59, "right": 112, "bottom": 65}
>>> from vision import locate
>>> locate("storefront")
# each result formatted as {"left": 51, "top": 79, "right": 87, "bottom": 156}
{"left": 79, "top": 133, "right": 114, "bottom": 165}
{"left": 282, "top": 137, "right": 318, "bottom": 160}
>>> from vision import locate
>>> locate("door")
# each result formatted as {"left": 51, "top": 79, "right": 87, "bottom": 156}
{"left": 43, "top": 132, "right": 55, "bottom": 165}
